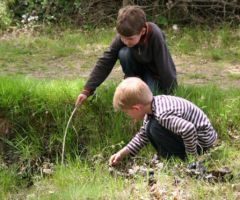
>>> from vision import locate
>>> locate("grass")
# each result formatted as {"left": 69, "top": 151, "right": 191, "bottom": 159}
{"left": 167, "top": 25, "right": 240, "bottom": 61}
{"left": 0, "top": 25, "right": 239, "bottom": 78}
{"left": 0, "top": 28, "right": 112, "bottom": 78}
{"left": 28, "top": 161, "right": 128, "bottom": 199}
{"left": 0, "top": 76, "right": 240, "bottom": 199}
{"left": 18, "top": 144, "right": 240, "bottom": 199}
{"left": 0, "top": 165, "right": 20, "bottom": 200}
{"left": 227, "top": 72, "right": 240, "bottom": 80}
{"left": 186, "top": 73, "right": 208, "bottom": 80}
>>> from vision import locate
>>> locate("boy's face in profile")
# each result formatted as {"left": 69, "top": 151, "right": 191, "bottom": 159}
{"left": 120, "top": 27, "right": 146, "bottom": 48}
{"left": 123, "top": 105, "right": 146, "bottom": 121}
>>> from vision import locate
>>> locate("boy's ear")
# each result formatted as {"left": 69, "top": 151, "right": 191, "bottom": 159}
{"left": 141, "top": 23, "right": 147, "bottom": 34}
{"left": 141, "top": 27, "right": 146, "bottom": 35}
{"left": 132, "top": 104, "right": 142, "bottom": 111}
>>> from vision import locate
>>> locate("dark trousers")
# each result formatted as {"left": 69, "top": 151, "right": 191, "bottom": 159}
{"left": 146, "top": 118, "right": 187, "bottom": 160}
{"left": 146, "top": 118, "right": 208, "bottom": 160}
{"left": 118, "top": 47, "right": 176, "bottom": 94}
{"left": 118, "top": 47, "right": 160, "bottom": 94}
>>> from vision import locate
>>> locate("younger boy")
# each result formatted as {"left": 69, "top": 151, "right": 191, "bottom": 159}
{"left": 75, "top": 5, "right": 177, "bottom": 106}
{"left": 109, "top": 77, "right": 217, "bottom": 166}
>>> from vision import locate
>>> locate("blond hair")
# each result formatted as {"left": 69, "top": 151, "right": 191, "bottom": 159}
{"left": 113, "top": 77, "right": 153, "bottom": 111}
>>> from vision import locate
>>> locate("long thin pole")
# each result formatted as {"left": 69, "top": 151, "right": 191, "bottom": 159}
{"left": 61, "top": 106, "right": 79, "bottom": 165}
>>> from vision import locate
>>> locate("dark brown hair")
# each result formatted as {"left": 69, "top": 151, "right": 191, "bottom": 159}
{"left": 116, "top": 5, "right": 146, "bottom": 37}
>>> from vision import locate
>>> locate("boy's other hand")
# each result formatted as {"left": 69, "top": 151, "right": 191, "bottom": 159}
{"left": 109, "top": 147, "right": 130, "bottom": 166}
{"left": 75, "top": 93, "right": 87, "bottom": 107}
{"left": 109, "top": 152, "right": 123, "bottom": 166}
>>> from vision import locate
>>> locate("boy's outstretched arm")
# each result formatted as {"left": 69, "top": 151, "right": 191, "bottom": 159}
{"left": 109, "top": 147, "right": 130, "bottom": 166}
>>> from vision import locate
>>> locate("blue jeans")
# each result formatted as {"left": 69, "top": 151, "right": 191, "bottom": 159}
{"left": 118, "top": 47, "right": 159, "bottom": 94}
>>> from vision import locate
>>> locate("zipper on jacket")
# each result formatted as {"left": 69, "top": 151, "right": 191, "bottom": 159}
{"left": 138, "top": 46, "right": 141, "bottom": 55}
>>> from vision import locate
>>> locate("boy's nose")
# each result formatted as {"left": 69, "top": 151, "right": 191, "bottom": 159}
{"left": 124, "top": 41, "right": 132, "bottom": 47}
{"left": 122, "top": 38, "right": 130, "bottom": 46}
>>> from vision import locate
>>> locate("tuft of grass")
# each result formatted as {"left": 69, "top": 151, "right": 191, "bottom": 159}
{"left": 24, "top": 161, "right": 128, "bottom": 199}
{"left": 227, "top": 72, "right": 240, "bottom": 80}
{"left": 210, "top": 49, "right": 224, "bottom": 61}
{"left": 167, "top": 25, "right": 240, "bottom": 61}
{"left": 186, "top": 73, "right": 208, "bottom": 80}
{"left": 0, "top": 165, "right": 21, "bottom": 200}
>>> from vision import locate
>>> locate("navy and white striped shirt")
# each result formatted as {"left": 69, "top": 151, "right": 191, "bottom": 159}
{"left": 126, "top": 95, "right": 217, "bottom": 156}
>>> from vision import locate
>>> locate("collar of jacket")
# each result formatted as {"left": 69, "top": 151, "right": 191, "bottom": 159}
{"left": 139, "top": 22, "right": 152, "bottom": 45}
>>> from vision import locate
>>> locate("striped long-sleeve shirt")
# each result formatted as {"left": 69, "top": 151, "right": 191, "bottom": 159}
{"left": 126, "top": 95, "right": 217, "bottom": 156}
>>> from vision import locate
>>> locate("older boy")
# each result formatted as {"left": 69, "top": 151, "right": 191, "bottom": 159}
{"left": 75, "top": 5, "right": 177, "bottom": 106}
{"left": 109, "top": 77, "right": 217, "bottom": 166}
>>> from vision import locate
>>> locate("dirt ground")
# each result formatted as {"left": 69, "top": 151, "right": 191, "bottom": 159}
{"left": 1, "top": 29, "right": 239, "bottom": 88}
{"left": 0, "top": 28, "right": 239, "bottom": 88}
{"left": 2, "top": 54, "right": 239, "bottom": 89}
{"left": 173, "top": 55, "right": 240, "bottom": 88}
{"left": 109, "top": 55, "right": 240, "bottom": 88}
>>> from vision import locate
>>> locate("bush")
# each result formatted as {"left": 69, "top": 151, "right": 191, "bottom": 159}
{"left": 0, "top": 1, "right": 11, "bottom": 30}
{"left": 4, "top": 1, "right": 240, "bottom": 28}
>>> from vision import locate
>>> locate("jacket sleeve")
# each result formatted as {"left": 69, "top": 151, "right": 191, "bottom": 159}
{"left": 82, "top": 35, "right": 124, "bottom": 96}
{"left": 152, "top": 28, "right": 177, "bottom": 93}
{"left": 157, "top": 113, "right": 198, "bottom": 155}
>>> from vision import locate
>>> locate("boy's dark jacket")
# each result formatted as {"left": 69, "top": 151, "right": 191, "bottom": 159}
{"left": 81, "top": 22, "right": 177, "bottom": 96}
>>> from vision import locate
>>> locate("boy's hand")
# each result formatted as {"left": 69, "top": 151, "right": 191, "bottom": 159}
{"left": 75, "top": 93, "right": 87, "bottom": 107}
{"left": 109, "top": 147, "right": 130, "bottom": 166}
{"left": 109, "top": 152, "right": 123, "bottom": 166}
